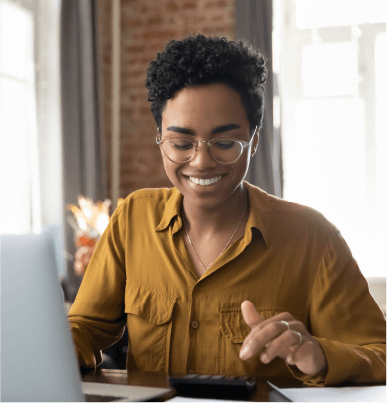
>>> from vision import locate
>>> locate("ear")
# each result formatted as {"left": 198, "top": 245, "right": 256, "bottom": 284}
{"left": 250, "top": 129, "right": 259, "bottom": 157}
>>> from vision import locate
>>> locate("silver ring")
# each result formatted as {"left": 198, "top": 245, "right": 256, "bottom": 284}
{"left": 280, "top": 320, "right": 290, "bottom": 331}
{"left": 294, "top": 331, "right": 303, "bottom": 349}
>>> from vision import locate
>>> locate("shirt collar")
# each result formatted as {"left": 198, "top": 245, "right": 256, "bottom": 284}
{"left": 243, "top": 181, "right": 271, "bottom": 248}
{"left": 155, "top": 188, "right": 183, "bottom": 232}
{"left": 155, "top": 181, "right": 272, "bottom": 248}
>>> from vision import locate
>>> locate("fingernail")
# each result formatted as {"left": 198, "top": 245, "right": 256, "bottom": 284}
{"left": 240, "top": 346, "right": 251, "bottom": 360}
{"left": 287, "top": 356, "right": 294, "bottom": 365}
{"left": 261, "top": 353, "right": 268, "bottom": 363}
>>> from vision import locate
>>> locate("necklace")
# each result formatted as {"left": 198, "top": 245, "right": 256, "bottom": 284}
{"left": 181, "top": 189, "right": 248, "bottom": 272}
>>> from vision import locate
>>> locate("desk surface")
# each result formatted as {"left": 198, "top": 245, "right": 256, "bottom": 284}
{"left": 81, "top": 369, "right": 304, "bottom": 401}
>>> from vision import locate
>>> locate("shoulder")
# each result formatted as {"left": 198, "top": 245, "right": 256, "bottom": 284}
{"left": 110, "top": 187, "right": 176, "bottom": 222}
{"left": 123, "top": 187, "right": 174, "bottom": 203}
{"left": 268, "top": 193, "right": 339, "bottom": 238}
{"left": 268, "top": 194, "right": 353, "bottom": 268}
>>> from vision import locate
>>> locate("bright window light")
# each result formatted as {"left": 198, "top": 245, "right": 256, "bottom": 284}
{"left": 0, "top": 0, "right": 38, "bottom": 234}
{"left": 283, "top": 98, "right": 386, "bottom": 275}
{"left": 375, "top": 33, "right": 386, "bottom": 100}
{"left": 0, "top": 1, "right": 33, "bottom": 80}
{"left": 296, "top": 0, "right": 386, "bottom": 29}
{"left": 0, "top": 77, "right": 32, "bottom": 233}
{"left": 281, "top": 0, "right": 386, "bottom": 278}
{"left": 302, "top": 42, "right": 358, "bottom": 97}
{"left": 375, "top": 33, "right": 387, "bottom": 260}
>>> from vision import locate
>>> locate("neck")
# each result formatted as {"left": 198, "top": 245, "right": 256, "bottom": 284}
{"left": 181, "top": 184, "right": 248, "bottom": 235}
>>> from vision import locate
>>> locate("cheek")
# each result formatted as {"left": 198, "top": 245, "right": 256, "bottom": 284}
{"left": 161, "top": 154, "right": 180, "bottom": 181}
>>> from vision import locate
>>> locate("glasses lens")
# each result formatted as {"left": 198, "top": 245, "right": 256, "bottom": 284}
{"left": 164, "top": 139, "right": 195, "bottom": 163}
{"left": 211, "top": 139, "right": 243, "bottom": 163}
{"left": 162, "top": 138, "right": 244, "bottom": 164}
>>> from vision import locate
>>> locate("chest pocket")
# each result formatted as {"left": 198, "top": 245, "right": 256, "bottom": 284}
{"left": 218, "top": 307, "right": 302, "bottom": 377}
{"left": 125, "top": 282, "right": 177, "bottom": 372}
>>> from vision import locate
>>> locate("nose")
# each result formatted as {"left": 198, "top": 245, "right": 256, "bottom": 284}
{"left": 190, "top": 141, "right": 218, "bottom": 168}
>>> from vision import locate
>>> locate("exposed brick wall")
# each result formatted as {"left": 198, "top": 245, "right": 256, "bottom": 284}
{"left": 97, "top": 0, "right": 236, "bottom": 203}
{"left": 96, "top": 0, "right": 113, "bottom": 200}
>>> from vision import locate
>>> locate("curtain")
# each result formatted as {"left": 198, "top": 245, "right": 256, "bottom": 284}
{"left": 60, "top": 0, "right": 107, "bottom": 301}
{"left": 236, "top": 0, "right": 283, "bottom": 198}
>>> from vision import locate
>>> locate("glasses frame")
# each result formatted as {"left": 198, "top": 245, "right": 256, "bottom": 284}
{"left": 156, "top": 126, "right": 258, "bottom": 165}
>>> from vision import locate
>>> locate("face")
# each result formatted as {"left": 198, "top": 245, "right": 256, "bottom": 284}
{"left": 159, "top": 83, "right": 259, "bottom": 210}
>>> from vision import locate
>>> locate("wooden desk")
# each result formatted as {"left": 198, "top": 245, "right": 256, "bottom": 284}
{"left": 82, "top": 368, "right": 304, "bottom": 401}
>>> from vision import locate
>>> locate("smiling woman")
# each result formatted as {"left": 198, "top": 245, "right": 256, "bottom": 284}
{"left": 67, "top": 34, "right": 386, "bottom": 386}
{"left": 155, "top": 83, "right": 258, "bottom": 275}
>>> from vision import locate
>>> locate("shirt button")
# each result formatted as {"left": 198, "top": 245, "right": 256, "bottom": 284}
{"left": 188, "top": 370, "right": 196, "bottom": 374}
{"left": 191, "top": 321, "right": 199, "bottom": 329}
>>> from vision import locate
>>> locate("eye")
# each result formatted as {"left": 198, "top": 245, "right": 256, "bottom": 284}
{"left": 214, "top": 140, "right": 236, "bottom": 150}
{"left": 169, "top": 139, "right": 194, "bottom": 150}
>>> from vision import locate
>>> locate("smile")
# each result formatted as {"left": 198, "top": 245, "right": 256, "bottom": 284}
{"left": 188, "top": 175, "right": 223, "bottom": 186}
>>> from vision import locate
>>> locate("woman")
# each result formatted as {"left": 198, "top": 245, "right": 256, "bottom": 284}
{"left": 68, "top": 35, "right": 385, "bottom": 386}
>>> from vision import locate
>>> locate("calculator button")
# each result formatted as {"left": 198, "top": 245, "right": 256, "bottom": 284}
{"left": 210, "top": 375, "right": 224, "bottom": 380}
{"left": 191, "top": 321, "right": 199, "bottom": 328}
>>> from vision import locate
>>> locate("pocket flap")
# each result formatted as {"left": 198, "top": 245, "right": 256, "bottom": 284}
{"left": 220, "top": 307, "right": 302, "bottom": 343}
{"left": 125, "top": 282, "right": 177, "bottom": 326}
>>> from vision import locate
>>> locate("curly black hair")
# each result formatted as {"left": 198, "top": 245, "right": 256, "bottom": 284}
{"left": 145, "top": 34, "right": 268, "bottom": 135}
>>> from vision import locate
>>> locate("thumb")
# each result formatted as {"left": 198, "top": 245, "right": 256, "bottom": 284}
{"left": 241, "top": 300, "right": 263, "bottom": 329}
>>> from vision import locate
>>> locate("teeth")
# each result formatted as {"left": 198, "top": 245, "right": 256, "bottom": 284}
{"left": 189, "top": 176, "right": 222, "bottom": 186}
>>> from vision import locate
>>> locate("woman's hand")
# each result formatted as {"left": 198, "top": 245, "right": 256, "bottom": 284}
{"left": 239, "top": 300, "right": 327, "bottom": 376}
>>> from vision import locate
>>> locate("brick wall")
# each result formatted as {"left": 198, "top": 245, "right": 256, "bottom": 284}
{"left": 97, "top": 0, "right": 236, "bottom": 204}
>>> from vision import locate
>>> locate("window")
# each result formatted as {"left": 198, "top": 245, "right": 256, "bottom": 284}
{"left": 0, "top": 0, "right": 64, "bottom": 276}
{"left": 276, "top": 0, "right": 386, "bottom": 277}
{"left": 0, "top": 0, "right": 41, "bottom": 234}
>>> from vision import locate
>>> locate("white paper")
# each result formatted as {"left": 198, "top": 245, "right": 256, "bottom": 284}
{"left": 268, "top": 381, "right": 386, "bottom": 402}
{"left": 169, "top": 398, "right": 247, "bottom": 402}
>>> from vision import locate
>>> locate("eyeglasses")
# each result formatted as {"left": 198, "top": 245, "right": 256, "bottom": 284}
{"left": 156, "top": 127, "right": 257, "bottom": 164}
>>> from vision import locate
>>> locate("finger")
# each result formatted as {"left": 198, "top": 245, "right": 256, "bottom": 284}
{"left": 243, "top": 313, "right": 296, "bottom": 346}
{"left": 240, "top": 319, "right": 291, "bottom": 360}
{"left": 242, "top": 315, "right": 297, "bottom": 350}
{"left": 241, "top": 300, "right": 263, "bottom": 329}
{"left": 286, "top": 341, "right": 317, "bottom": 374}
{"left": 286, "top": 340, "right": 313, "bottom": 364}
{"left": 287, "top": 340, "right": 328, "bottom": 376}
{"left": 256, "top": 312, "right": 295, "bottom": 328}
{"left": 260, "top": 328, "right": 305, "bottom": 364}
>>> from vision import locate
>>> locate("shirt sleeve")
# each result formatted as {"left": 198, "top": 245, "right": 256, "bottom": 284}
{"left": 288, "top": 230, "right": 386, "bottom": 386}
{"left": 67, "top": 208, "right": 127, "bottom": 370}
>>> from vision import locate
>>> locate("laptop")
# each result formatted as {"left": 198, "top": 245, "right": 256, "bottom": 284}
{"left": 1, "top": 232, "right": 171, "bottom": 401}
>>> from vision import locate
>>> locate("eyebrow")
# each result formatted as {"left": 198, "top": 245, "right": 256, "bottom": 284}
{"left": 166, "top": 124, "right": 241, "bottom": 135}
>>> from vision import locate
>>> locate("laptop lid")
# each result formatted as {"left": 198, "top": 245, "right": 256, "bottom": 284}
{"left": 1, "top": 232, "right": 84, "bottom": 402}
{"left": 1, "top": 232, "right": 172, "bottom": 402}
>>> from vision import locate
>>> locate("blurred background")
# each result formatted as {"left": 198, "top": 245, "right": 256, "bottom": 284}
{"left": 1, "top": 0, "right": 386, "bottom": 365}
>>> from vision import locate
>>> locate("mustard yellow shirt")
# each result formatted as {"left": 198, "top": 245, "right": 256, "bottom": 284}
{"left": 68, "top": 181, "right": 386, "bottom": 386}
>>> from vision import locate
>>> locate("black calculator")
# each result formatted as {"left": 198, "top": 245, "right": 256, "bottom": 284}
{"left": 168, "top": 374, "right": 256, "bottom": 400}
